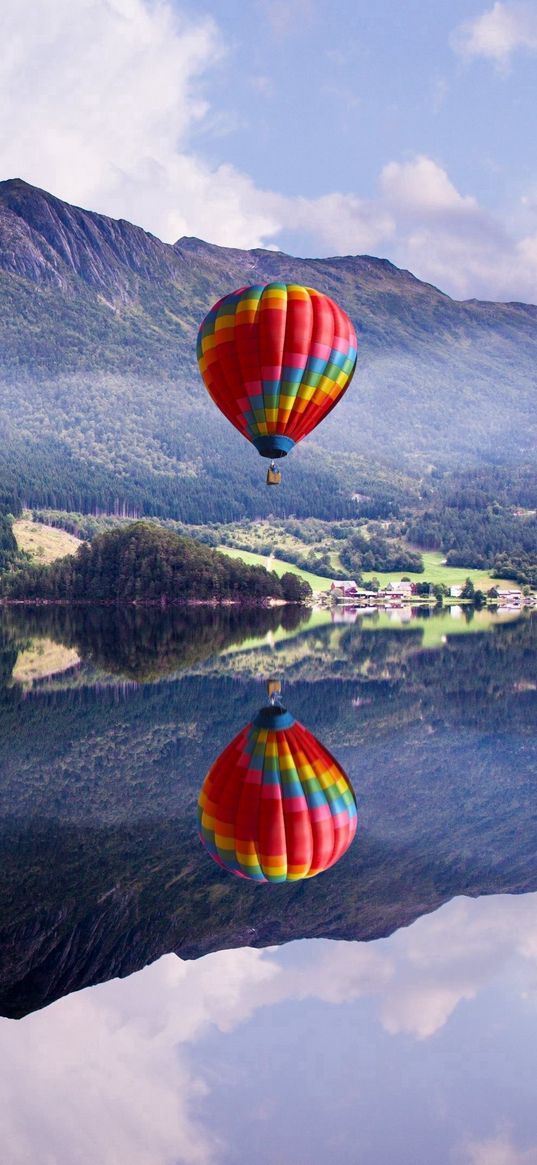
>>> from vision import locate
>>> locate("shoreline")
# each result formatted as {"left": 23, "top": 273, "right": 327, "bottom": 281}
{"left": 0, "top": 596, "right": 302, "bottom": 608}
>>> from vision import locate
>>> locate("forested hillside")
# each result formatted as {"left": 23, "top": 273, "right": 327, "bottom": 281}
{"left": 30, "top": 457, "right": 537, "bottom": 587}
{"left": 1, "top": 179, "right": 537, "bottom": 523}
{"left": 0, "top": 521, "right": 311, "bottom": 604}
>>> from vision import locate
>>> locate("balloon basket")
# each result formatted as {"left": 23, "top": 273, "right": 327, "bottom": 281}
{"left": 266, "top": 461, "right": 282, "bottom": 486}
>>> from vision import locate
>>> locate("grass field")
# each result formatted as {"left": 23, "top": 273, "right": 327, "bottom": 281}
{"left": 217, "top": 546, "right": 335, "bottom": 592}
{"left": 218, "top": 545, "right": 513, "bottom": 594}
{"left": 360, "top": 549, "right": 511, "bottom": 592}
{"left": 13, "top": 517, "right": 514, "bottom": 595}
{"left": 14, "top": 517, "right": 81, "bottom": 564}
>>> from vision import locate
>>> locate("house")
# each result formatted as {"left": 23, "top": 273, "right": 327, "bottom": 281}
{"left": 385, "top": 581, "right": 413, "bottom": 598}
{"left": 495, "top": 587, "right": 523, "bottom": 606}
{"left": 330, "top": 580, "right": 361, "bottom": 598}
{"left": 450, "top": 585, "right": 463, "bottom": 598}
{"left": 330, "top": 581, "right": 379, "bottom": 605}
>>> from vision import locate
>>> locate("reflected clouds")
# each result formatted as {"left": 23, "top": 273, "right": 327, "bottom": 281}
{"left": 2, "top": 893, "right": 537, "bottom": 1163}
{"left": 458, "top": 1134, "right": 537, "bottom": 1165}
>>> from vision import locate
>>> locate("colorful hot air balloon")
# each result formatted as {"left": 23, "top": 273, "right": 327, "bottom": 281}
{"left": 196, "top": 283, "right": 357, "bottom": 483}
{"left": 198, "top": 703, "right": 357, "bottom": 883}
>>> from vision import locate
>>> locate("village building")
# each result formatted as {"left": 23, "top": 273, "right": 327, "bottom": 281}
{"left": 330, "top": 580, "right": 361, "bottom": 597}
{"left": 329, "top": 580, "right": 384, "bottom": 607}
{"left": 495, "top": 587, "right": 523, "bottom": 606}
{"left": 384, "top": 581, "right": 413, "bottom": 598}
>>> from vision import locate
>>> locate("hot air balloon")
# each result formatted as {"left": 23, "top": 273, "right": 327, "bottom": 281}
{"left": 196, "top": 283, "right": 357, "bottom": 485}
{"left": 198, "top": 698, "right": 357, "bottom": 883}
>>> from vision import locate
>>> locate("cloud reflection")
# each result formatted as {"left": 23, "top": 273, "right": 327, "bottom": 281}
{"left": 1, "top": 893, "right": 537, "bottom": 1163}
{"left": 458, "top": 1133, "right": 537, "bottom": 1165}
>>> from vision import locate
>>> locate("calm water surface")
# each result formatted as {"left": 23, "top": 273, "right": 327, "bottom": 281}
{"left": 0, "top": 605, "right": 536, "bottom": 1164}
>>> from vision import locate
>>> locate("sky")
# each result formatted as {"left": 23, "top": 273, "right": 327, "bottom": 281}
{"left": 1, "top": 0, "right": 537, "bottom": 300}
{"left": 2, "top": 893, "right": 537, "bottom": 1164}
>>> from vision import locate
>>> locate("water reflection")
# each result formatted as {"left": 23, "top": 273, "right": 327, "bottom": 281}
{"left": 2, "top": 604, "right": 311, "bottom": 683}
{"left": 1, "top": 893, "right": 537, "bottom": 1164}
{"left": 0, "top": 601, "right": 525, "bottom": 689}
{"left": 199, "top": 698, "right": 357, "bottom": 882}
{"left": 0, "top": 609, "right": 534, "bottom": 1020}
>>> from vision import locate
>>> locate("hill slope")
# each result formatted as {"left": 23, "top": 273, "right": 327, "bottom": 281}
{"left": 2, "top": 521, "right": 306, "bottom": 604}
{"left": 1, "top": 178, "right": 536, "bottom": 520}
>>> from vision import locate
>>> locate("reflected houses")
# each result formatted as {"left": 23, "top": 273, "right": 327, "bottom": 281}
{"left": 495, "top": 587, "right": 524, "bottom": 609}
{"left": 330, "top": 579, "right": 418, "bottom": 610}
{"left": 331, "top": 606, "right": 360, "bottom": 624}
{"left": 0, "top": 611, "right": 534, "bottom": 1018}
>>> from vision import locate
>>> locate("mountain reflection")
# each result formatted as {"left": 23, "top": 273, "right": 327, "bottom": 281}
{"left": 1, "top": 603, "right": 311, "bottom": 682}
{"left": 0, "top": 609, "right": 534, "bottom": 1018}
{"left": 2, "top": 894, "right": 537, "bottom": 1165}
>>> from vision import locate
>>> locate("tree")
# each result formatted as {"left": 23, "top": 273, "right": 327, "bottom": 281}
{"left": 460, "top": 577, "right": 475, "bottom": 600}
{"left": 279, "top": 573, "right": 312, "bottom": 603}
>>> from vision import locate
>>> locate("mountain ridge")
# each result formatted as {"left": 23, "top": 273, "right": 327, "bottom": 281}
{"left": 1, "top": 178, "right": 536, "bottom": 521}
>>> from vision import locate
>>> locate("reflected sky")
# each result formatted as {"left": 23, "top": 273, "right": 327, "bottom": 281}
{"left": 2, "top": 892, "right": 537, "bottom": 1165}
{"left": 0, "top": 609, "right": 536, "bottom": 1162}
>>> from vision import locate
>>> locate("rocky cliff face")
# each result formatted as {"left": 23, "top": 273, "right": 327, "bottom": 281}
{"left": 0, "top": 178, "right": 178, "bottom": 295}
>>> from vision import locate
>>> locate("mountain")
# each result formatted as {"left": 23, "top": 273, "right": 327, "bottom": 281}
{"left": 0, "top": 609, "right": 535, "bottom": 1018}
{"left": 1, "top": 178, "right": 536, "bottom": 522}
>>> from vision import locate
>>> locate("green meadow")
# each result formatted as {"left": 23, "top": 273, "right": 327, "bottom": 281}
{"left": 218, "top": 545, "right": 513, "bottom": 594}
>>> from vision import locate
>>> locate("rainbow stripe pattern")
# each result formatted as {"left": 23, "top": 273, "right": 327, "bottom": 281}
{"left": 198, "top": 706, "right": 357, "bottom": 883}
{"left": 196, "top": 283, "right": 358, "bottom": 459}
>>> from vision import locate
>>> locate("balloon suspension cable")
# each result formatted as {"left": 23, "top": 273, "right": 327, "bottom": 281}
{"left": 266, "top": 678, "right": 282, "bottom": 707}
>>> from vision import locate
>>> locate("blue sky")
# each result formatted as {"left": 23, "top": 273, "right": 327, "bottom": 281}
{"left": 1, "top": 0, "right": 537, "bottom": 300}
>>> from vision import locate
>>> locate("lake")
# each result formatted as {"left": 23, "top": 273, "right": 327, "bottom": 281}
{"left": 0, "top": 604, "right": 536, "bottom": 1163}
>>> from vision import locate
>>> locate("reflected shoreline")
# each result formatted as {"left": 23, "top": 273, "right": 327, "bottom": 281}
{"left": 0, "top": 602, "right": 528, "bottom": 687}
{"left": 0, "top": 607, "right": 534, "bottom": 1016}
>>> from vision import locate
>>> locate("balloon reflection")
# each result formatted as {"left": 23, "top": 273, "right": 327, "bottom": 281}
{"left": 198, "top": 690, "right": 357, "bottom": 883}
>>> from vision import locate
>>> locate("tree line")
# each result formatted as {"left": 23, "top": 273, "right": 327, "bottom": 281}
{"left": 0, "top": 522, "right": 312, "bottom": 605}
{"left": 407, "top": 465, "right": 537, "bottom": 585}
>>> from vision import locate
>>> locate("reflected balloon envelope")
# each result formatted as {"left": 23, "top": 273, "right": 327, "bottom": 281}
{"left": 198, "top": 704, "right": 357, "bottom": 882}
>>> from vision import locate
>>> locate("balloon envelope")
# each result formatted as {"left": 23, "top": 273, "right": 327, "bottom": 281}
{"left": 198, "top": 705, "right": 357, "bottom": 883}
{"left": 196, "top": 283, "right": 357, "bottom": 460}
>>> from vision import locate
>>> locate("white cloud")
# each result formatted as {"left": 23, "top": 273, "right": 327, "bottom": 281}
{"left": 0, "top": 955, "right": 222, "bottom": 1165}
{"left": 273, "top": 191, "right": 395, "bottom": 254}
{"left": 0, "top": 943, "right": 391, "bottom": 1165}
{"left": 1, "top": 0, "right": 218, "bottom": 194}
{"left": 375, "top": 157, "right": 537, "bottom": 302}
{"left": 379, "top": 894, "right": 537, "bottom": 1039}
{"left": 381, "top": 156, "right": 478, "bottom": 214}
{"left": 452, "top": 2, "right": 537, "bottom": 68}
{"left": 0, "top": 0, "right": 279, "bottom": 248}
{"left": 458, "top": 1133, "right": 537, "bottom": 1165}
{"left": 1, "top": 2, "right": 537, "bottom": 300}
